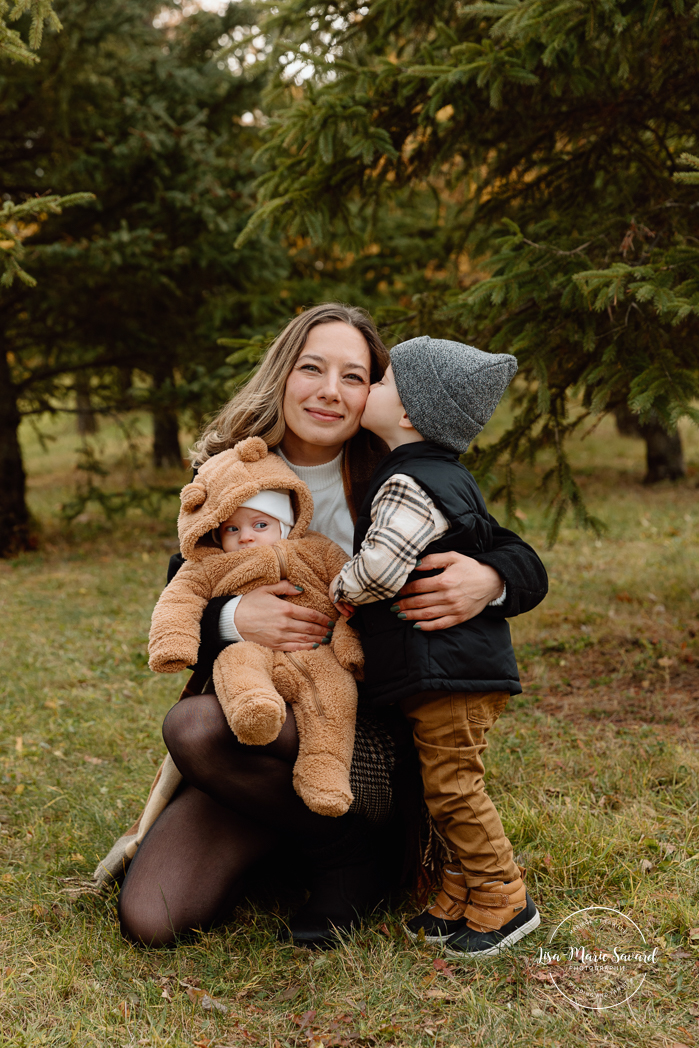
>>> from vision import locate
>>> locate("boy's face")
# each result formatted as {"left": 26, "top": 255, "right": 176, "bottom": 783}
{"left": 360, "top": 364, "right": 411, "bottom": 444}
{"left": 219, "top": 507, "right": 282, "bottom": 552}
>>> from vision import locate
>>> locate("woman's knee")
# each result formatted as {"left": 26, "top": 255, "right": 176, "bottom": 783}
{"left": 118, "top": 869, "right": 181, "bottom": 948}
{"left": 162, "top": 694, "right": 230, "bottom": 764}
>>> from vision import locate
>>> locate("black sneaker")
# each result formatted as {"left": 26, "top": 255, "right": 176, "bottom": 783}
{"left": 405, "top": 864, "right": 469, "bottom": 944}
{"left": 446, "top": 891, "right": 540, "bottom": 958}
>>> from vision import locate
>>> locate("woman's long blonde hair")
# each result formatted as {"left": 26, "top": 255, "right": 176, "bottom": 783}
{"left": 191, "top": 303, "right": 389, "bottom": 465}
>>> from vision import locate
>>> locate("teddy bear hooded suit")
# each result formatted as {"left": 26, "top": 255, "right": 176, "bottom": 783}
{"left": 148, "top": 437, "right": 364, "bottom": 818}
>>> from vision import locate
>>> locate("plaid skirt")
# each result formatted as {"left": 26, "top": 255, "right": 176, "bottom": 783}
{"left": 347, "top": 709, "right": 398, "bottom": 825}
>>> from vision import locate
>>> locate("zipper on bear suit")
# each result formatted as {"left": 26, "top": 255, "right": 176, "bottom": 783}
{"left": 273, "top": 544, "right": 325, "bottom": 718}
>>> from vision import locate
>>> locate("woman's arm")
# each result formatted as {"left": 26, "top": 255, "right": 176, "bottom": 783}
{"left": 389, "top": 519, "right": 548, "bottom": 631}
{"left": 168, "top": 554, "right": 332, "bottom": 656}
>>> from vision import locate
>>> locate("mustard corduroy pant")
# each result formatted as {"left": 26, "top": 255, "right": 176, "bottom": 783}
{"left": 401, "top": 690, "right": 520, "bottom": 889}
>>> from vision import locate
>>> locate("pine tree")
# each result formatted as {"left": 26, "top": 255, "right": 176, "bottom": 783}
{"left": 0, "top": 0, "right": 94, "bottom": 553}
{"left": 239, "top": 0, "right": 699, "bottom": 537}
{"left": 1, "top": 0, "right": 290, "bottom": 552}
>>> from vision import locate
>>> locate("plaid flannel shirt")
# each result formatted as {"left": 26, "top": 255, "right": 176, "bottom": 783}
{"left": 332, "top": 474, "right": 450, "bottom": 605}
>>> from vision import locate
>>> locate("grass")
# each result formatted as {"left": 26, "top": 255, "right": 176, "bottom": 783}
{"left": 1, "top": 410, "right": 699, "bottom": 1047}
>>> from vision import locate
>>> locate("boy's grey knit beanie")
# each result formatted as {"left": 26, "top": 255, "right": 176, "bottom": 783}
{"left": 390, "top": 336, "right": 518, "bottom": 454}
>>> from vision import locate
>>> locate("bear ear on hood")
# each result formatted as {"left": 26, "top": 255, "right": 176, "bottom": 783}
{"left": 181, "top": 482, "right": 207, "bottom": 512}
{"left": 233, "top": 436, "right": 268, "bottom": 463}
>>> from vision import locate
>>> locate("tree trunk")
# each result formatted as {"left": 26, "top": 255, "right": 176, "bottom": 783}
{"left": 0, "top": 348, "right": 33, "bottom": 555}
{"left": 613, "top": 405, "right": 685, "bottom": 483}
{"left": 152, "top": 364, "right": 181, "bottom": 468}
{"left": 75, "top": 373, "right": 99, "bottom": 436}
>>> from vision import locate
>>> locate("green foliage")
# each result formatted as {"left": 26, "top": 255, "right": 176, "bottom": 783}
{"left": 0, "top": 0, "right": 61, "bottom": 64}
{"left": 0, "top": 192, "right": 93, "bottom": 287}
{"left": 243, "top": 0, "right": 699, "bottom": 537}
{"left": 2, "top": 0, "right": 283, "bottom": 427}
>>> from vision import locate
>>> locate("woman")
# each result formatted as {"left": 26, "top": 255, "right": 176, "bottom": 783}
{"left": 118, "top": 303, "right": 547, "bottom": 947}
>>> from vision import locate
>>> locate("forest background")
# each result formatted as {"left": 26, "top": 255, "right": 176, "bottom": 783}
{"left": 2, "top": 1, "right": 699, "bottom": 1046}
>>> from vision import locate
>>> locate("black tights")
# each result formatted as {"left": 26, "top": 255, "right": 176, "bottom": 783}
{"left": 118, "top": 695, "right": 349, "bottom": 946}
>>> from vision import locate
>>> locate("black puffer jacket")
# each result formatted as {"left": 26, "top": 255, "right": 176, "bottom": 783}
{"left": 351, "top": 443, "right": 534, "bottom": 706}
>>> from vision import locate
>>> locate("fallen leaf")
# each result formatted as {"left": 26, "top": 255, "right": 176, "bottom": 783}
{"left": 426, "top": 988, "right": 449, "bottom": 999}
{"left": 433, "top": 958, "right": 456, "bottom": 979}
{"left": 160, "top": 987, "right": 172, "bottom": 1001}
{"left": 275, "top": 985, "right": 300, "bottom": 1002}
{"left": 670, "top": 949, "right": 693, "bottom": 960}
{"left": 186, "top": 986, "right": 227, "bottom": 1013}
{"left": 377, "top": 922, "right": 391, "bottom": 937}
{"left": 688, "top": 929, "right": 699, "bottom": 941}
{"left": 83, "top": 755, "right": 103, "bottom": 765}
{"left": 531, "top": 1007, "right": 546, "bottom": 1017}
{"left": 640, "top": 859, "right": 653, "bottom": 873}
{"left": 293, "top": 1010, "right": 317, "bottom": 1030}
{"left": 530, "top": 971, "right": 555, "bottom": 984}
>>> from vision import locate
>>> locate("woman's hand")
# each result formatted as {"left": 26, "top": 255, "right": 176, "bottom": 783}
{"left": 391, "top": 552, "right": 504, "bottom": 631}
{"left": 234, "top": 583, "right": 334, "bottom": 651}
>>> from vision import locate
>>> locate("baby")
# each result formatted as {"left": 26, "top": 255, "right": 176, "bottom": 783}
{"left": 330, "top": 337, "right": 541, "bottom": 958}
{"left": 218, "top": 490, "right": 293, "bottom": 551}
{"left": 148, "top": 436, "right": 364, "bottom": 818}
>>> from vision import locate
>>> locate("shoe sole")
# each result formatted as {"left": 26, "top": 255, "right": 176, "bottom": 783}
{"left": 445, "top": 909, "right": 541, "bottom": 959}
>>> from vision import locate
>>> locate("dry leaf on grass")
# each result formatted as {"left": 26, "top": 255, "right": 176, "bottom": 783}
{"left": 640, "top": 858, "right": 653, "bottom": 873}
{"left": 83, "top": 755, "right": 103, "bottom": 765}
{"left": 185, "top": 985, "right": 228, "bottom": 1013}
{"left": 274, "top": 984, "right": 300, "bottom": 1002}
{"left": 433, "top": 957, "right": 457, "bottom": 979}
{"left": 293, "top": 1010, "right": 317, "bottom": 1030}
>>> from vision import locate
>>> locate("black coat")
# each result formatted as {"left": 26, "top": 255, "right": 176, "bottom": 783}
{"left": 350, "top": 443, "right": 531, "bottom": 705}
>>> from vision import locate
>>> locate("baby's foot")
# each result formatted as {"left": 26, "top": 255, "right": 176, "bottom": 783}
{"left": 230, "top": 691, "right": 286, "bottom": 746}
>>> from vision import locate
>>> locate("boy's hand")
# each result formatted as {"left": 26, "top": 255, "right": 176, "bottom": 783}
{"left": 329, "top": 573, "right": 354, "bottom": 618}
{"left": 391, "top": 552, "right": 503, "bottom": 630}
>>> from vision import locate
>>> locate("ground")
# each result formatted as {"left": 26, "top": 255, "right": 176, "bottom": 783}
{"left": 1, "top": 410, "right": 698, "bottom": 1047}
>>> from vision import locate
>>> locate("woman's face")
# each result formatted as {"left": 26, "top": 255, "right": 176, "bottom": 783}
{"left": 281, "top": 321, "right": 373, "bottom": 463}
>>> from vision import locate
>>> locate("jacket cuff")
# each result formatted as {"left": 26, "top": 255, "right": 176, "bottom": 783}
{"left": 487, "top": 582, "right": 507, "bottom": 607}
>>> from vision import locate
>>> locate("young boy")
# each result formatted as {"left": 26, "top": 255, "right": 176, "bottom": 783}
{"left": 330, "top": 336, "right": 542, "bottom": 958}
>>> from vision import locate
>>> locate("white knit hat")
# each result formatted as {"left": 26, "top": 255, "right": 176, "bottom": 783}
{"left": 240, "top": 488, "right": 294, "bottom": 539}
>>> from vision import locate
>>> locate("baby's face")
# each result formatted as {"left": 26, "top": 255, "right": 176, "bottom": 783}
{"left": 219, "top": 507, "right": 282, "bottom": 552}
